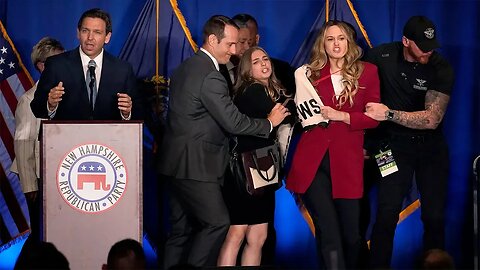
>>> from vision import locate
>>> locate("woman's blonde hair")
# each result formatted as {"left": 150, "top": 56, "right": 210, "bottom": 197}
{"left": 308, "top": 20, "right": 364, "bottom": 108}
{"left": 233, "top": 46, "right": 286, "bottom": 101}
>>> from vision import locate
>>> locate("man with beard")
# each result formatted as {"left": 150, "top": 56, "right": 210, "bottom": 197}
{"left": 363, "top": 16, "right": 454, "bottom": 268}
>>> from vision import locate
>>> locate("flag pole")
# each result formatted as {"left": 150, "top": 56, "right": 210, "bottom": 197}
{"left": 326, "top": 0, "right": 329, "bottom": 22}
{"left": 155, "top": 0, "right": 159, "bottom": 78}
{"left": 169, "top": 0, "right": 198, "bottom": 52}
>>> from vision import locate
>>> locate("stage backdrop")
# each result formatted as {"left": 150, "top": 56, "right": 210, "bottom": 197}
{"left": 2, "top": 0, "right": 479, "bottom": 268}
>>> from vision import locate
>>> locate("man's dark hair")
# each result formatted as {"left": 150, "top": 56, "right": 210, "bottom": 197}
{"left": 77, "top": 8, "right": 112, "bottom": 34}
{"left": 232, "top": 13, "right": 258, "bottom": 29}
{"left": 202, "top": 15, "right": 238, "bottom": 44}
{"left": 106, "top": 238, "right": 145, "bottom": 269}
{"left": 232, "top": 17, "right": 249, "bottom": 29}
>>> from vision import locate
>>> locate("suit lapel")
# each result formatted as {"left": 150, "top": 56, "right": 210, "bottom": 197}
{"left": 69, "top": 49, "right": 91, "bottom": 106}
{"left": 97, "top": 52, "right": 110, "bottom": 107}
{"left": 198, "top": 50, "right": 218, "bottom": 71}
{"left": 96, "top": 51, "right": 118, "bottom": 112}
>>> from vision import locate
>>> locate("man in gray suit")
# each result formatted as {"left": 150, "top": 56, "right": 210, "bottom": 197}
{"left": 158, "top": 15, "right": 289, "bottom": 269}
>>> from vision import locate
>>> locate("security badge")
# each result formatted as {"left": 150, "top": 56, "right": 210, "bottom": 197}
{"left": 375, "top": 148, "right": 399, "bottom": 177}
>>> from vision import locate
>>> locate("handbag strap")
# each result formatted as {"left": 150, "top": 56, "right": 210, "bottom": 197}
{"left": 231, "top": 136, "right": 238, "bottom": 152}
{"left": 252, "top": 148, "right": 277, "bottom": 182}
{"left": 307, "top": 67, "right": 341, "bottom": 95}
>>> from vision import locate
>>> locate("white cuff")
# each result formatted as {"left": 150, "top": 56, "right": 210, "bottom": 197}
{"left": 120, "top": 111, "right": 131, "bottom": 120}
{"left": 47, "top": 102, "right": 57, "bottom": 119}
{"left": 268, "top": 119, "right": 273, "bottom": 132}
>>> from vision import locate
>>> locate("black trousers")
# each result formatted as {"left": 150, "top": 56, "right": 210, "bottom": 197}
{"left": 163, "top": 177, "right": 230, "bottom": 269}
{"left": 25, "top": 178, "right": 42, "bottom": 244}
{"left": 301, "top": 152, "right": 364, "bottom": 269}
{"left": 369, "top": 133, "right": 449, "bottom": 268}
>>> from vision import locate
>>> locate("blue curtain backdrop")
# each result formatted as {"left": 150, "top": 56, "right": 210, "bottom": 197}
{"left": 2, "top": 0, "right": 479, "bottom": 268}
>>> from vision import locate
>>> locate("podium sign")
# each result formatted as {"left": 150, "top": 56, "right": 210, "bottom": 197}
{"left": 42, "top": 121, "right": 143, "bottom": 270}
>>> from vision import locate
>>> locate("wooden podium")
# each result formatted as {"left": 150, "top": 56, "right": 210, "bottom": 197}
{"left": 41, "top": 121, "right": 143, "bottom": 270}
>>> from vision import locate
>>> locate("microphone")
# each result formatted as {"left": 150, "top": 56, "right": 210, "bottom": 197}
{"left": 87, "top": 60, "right": 96, "bottom": 113}
{"left": 88, "top": 61, "right": 96, "bottom": 88}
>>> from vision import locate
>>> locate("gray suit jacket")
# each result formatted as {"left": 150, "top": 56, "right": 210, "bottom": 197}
{"left": 158, "top": 50, "right": 270, "bottom": 183}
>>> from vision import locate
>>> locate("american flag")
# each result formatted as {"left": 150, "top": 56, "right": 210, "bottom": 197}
{"left": 0, "top": 20, "right": 34, "bottom": 248}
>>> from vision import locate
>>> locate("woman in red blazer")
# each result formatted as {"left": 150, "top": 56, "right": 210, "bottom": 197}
{"left": 286, "top": 20, "right": 380, "bottom": 269}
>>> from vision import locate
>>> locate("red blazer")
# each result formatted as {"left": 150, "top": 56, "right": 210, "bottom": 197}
{"left": 286, "top": 62, "right": 380, "bottom": 199}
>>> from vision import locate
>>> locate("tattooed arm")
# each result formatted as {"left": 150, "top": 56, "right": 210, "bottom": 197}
{"left": 364, "top": 90, "right": 450, "bottom": 129}
{"left": 390, "top": 90, "right": 450, "bottom": 129}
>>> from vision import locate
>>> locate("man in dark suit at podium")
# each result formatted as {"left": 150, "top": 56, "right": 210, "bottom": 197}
{"left": 158, "top": 15, "right": 289, "bottom": 269}
{"left": 31, "top": 8, "right": 137, "bottom": 121}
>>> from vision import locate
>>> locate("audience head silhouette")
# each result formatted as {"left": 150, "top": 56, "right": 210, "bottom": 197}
{"left": 102, "top": 239, "right": 145, "bottom": 270}
{"left": 14, "top": 241, "right": 69, "bottom": 269}
{"left": 418, "top": 248, "right": 455, "bottom": 269}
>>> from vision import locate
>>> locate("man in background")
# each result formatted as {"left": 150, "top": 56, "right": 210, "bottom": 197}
{"left": 232, "top": 14, "right": 296, "bottom": 95}
{"left": 218, "top": 16, "right": 252, "bottom": 94}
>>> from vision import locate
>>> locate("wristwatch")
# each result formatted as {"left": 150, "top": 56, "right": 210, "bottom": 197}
{"left": 385, "top": 110, "right": 395, "bottom": 120}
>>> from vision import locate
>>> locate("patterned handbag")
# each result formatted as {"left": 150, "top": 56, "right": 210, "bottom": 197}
{"left": 229, "top": 138, "right": 280, "bottom": 196}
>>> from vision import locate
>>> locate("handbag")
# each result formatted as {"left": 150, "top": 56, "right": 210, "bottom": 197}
{"left": 229, "top": 138, "right": 281, "bottom": 196}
